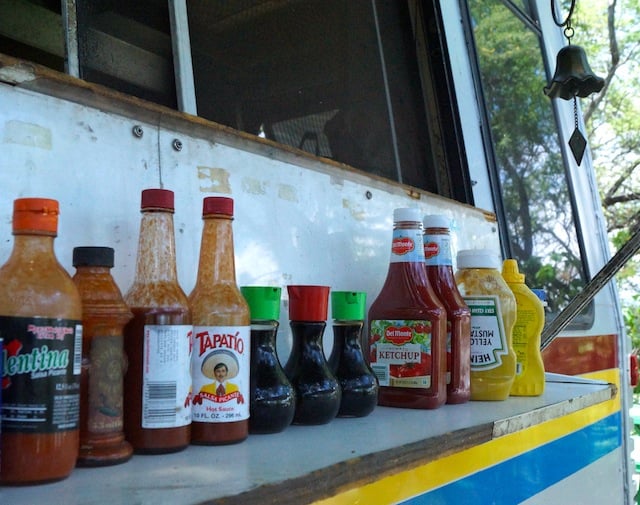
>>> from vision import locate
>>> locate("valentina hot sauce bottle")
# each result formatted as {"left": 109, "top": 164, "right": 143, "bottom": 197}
{"left": 422, "top": 215, "right": 471, "bottom": 404}
{"left": 0, "top": 198, "right": 83, "bottom": 484}
{"left": 123, "top": 189, "right": 193, "bottom": 453}
{"left": 189, "top": 197, "right": 250, "bottom": 444}
{"left": 368, "top": 208, "right": 447, "bottom": 409}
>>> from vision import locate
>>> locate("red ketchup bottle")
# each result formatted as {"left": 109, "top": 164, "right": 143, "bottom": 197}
{"left": 368, "top": 208, "right": 447, "bottom": 409}
{"left": 423, "top": 215, "right": 471, "bottom": 404}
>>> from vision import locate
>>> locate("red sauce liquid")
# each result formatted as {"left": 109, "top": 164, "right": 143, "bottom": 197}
{"left": 123, "top": 307, "right": 191, "bottom": 453}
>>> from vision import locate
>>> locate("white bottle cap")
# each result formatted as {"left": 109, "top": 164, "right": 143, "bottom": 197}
{"left": 457, "top": 249, "right": 501, "bottom": 269}
{"left": 423, "top": 214, "right": 450, "bottom": 229}
{"left": 394, "top": 207, "right": 422, "bottom": 223}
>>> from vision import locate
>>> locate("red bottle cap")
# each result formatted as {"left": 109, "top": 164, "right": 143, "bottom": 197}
{"left": 141, "top": 189, "right": 174, "bottom": 211}
{"left": 287, "top": 285, "right": 330, "bottom": 321}
{"left": 203, "top": 197, "right": 233, "bottom": 217}
{"left": 12, "top": 198, "right": 59, "bottom": 234}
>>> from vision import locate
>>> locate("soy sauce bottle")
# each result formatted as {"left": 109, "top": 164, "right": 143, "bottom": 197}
{"left": 328, "top": 291, "right": 378, "bottom": 417}
{"left": 284, "top": 285, "right": 341, "bottom": 425}
{"left": 241, "top": 286, "right": 296, "bottom": 434}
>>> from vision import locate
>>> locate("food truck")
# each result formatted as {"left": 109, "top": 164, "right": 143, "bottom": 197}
{"left": 0, "top": 0, "right": 635, "bottom": 503}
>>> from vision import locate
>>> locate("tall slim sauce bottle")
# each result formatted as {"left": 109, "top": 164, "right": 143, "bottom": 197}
{"left": 368, "top": 208, "right": 447, "bottom": 409}
{"left": 123, "top": 189, "right": 192, "bottom": 453}
{"left": 422, "top": 215, "right": 471, "bottom": 404}
{"left": 0, "top": 198, "right": 83, "bottom": 484}
{"left": 189, "top": 197, "right": 250, "bottom": 444}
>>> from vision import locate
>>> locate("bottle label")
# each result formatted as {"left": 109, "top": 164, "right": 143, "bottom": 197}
{"left": 0, "top": 316, "right": 82, "bottom": 434}
{"left": 191, "top": 325, "right": 250, "bottom": 423}
{"left": 423, "top": 234, "right": 453, "bottom": 266}
{"left": 87, "top": 335, "right": 126, "bottom": 433}
{"left": 390, "top": 228, "right": 425, "bottom": 264}
{"left": 369, "top": 319, "right": 432, "bottom": 388}
{"left": 465, "top": 296, "right": 509, "bottom": 370}
{"left": 512, "top": 307, "right": 536, "bottom": 376}
{"left": 142, "top": 325, "right": 193, "bottom": 429}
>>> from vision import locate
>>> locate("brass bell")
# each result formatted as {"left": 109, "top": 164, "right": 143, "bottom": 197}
{"left": 544, "top": 45, "right": 604, "bottom": 100}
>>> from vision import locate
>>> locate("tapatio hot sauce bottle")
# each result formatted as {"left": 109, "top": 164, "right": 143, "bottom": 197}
{"left": 423, "top": 215, "right": 471, "bottom": 404}
{"left": 189, "top": 197, "right": 250, "bottom": 444}
{"left": 72, "top": 246, "right": 133, "bottom": 466}
{"left": 368, "top": 208, "right": 447, "bottom": 409}
{"left": 455, "top": 249, "right": 517, "bottom": 400}
{"left": 0, "top": 198, "right": 83, "bottom": 484}
{"left": 123, "top": 189, "right": 192, "bottom": 453}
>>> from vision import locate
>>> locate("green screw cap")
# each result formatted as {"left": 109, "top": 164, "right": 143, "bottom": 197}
{"left": 240, "top": 286, "right": 281, "bottom": 321}
{"left": 331, "top": 291, "right": 366, "bottom": 321}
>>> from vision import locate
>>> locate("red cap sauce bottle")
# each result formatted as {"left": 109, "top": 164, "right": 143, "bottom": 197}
{"left": 423, "top": 215, "right": 471, "bottom": 404}
{"left": 0, "top": 198, "right": 83, "bottom": 484}
{"left": 123, "top": 189, "right": 192, "bottom": 453}
{"left": 189, "top": 197, "right": 250, "bottom": 444}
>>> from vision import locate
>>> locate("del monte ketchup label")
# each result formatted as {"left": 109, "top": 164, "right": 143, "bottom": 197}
{"left": 423, "top": 234, "right": 453, "bottom": 266}
{"left": 424, "top": 241, "right": 439, "bottom": 259}
{"left": 369, "top": 319, "right": 433, "bottom": 388}
{"left": 390, "top": 227, "right": 424, "bottom": 264}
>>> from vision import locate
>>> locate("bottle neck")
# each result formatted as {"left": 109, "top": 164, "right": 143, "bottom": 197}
{"left": 10, "top": 233, "right": 57, "bottom": 264}
{"left": 133, "top": 210, "right": 179, "bottom": 283}
{"left": 194, "top": 215, "right": 237, "bottom": 285}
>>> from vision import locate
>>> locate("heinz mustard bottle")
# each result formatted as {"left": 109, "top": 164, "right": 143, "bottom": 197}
{"left": 502, "top": 259, "right": 545, "bottom": 396}
{"left": 0, "top": 198, "right": 83, "bottom": 484}
{"left": 455, "top": 249, "right": 516, "bottom": 401}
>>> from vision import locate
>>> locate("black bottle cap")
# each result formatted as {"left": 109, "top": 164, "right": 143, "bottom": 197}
{"left": 73, "top": 246, "right": 115, "bottom": 268}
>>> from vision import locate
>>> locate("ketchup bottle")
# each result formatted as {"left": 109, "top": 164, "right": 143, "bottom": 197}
{"left": 123, "top": 189, "right": 192, "bottom": 453}
{"left": 72, "top": 246, "right": 133, "bottom": 466}
{"left": 189, "top": 197, "right": 250, "bottom": 444}
{"left": 0, "top": 198, "right": 83, "bottom": 484}
{"left": 368, "top": 208, "right": 447, "bottom": 409}
{"left": 423, "top": 215, "right": 471, "bottom": 404}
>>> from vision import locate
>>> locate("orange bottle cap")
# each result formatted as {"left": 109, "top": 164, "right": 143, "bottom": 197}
{"left": 12, "top": 198, "right": 59, "bottom": 234}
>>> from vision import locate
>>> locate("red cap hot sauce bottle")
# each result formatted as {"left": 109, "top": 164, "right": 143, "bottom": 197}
{"left": 189, "top": 197, "right": 250, "bottom": 444}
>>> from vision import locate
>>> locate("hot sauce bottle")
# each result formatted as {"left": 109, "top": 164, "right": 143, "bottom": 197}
{"left": 368, "top": 208, "right": 447, "bottom": 409}
{"left": 123, "top": 189, "right": 192, "bottom": 453}
{"left": 422, "top": 215, "right": 471, "bottom": 404}
{"left": 0, "top": 198, "right": 83, "bottom": 484}
{"left": 72, "top": 246, "right": 133, "bottom": 466}
{"left": 189, "top": 197, "right": 250, "bottom": 444}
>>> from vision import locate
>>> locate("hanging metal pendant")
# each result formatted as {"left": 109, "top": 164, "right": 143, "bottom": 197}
{"left": 569, "top": 127, "right": 586, "bottom": 165}
{"left": 568, "top": 96, "right": 586, "bottom": 165}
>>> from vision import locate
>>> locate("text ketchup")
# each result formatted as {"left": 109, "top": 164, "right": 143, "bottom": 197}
{"left": 368, "top": 208, "right": 447, "bottom": 409}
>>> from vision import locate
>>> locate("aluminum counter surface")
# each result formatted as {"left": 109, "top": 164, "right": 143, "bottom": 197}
{"left": 1, "top": 374, "right": 616, "bottom": 505}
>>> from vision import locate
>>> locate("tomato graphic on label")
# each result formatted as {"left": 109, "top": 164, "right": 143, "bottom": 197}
{"left": 389, "top": 352, "right": 431, "bottom": 378}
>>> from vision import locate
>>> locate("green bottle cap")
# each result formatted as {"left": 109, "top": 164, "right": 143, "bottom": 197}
{"left": 331, "top": 291, "right": 366, "bottom": 321}
{"left": 240, "top": 286, "right": 281, "bottom": 320}
{"left": 502, "top": 258, "right": 525, "bottom": 283}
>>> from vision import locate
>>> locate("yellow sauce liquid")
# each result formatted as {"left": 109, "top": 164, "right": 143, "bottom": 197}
{"left": 455, "top": 267, "right": 516, "bottom": 400}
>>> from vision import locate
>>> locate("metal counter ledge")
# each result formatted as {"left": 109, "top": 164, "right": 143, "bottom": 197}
{"left": 1, "top": 373, "right": 617, "bottom": 505}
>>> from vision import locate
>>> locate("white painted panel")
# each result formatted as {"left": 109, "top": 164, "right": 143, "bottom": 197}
{"left": 0, "top": 82, "right": 498, "bottom": 361}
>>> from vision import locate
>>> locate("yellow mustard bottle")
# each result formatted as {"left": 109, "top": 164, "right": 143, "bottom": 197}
{"left": 455, "top": 249, "right": 516, "bottom": 400}
{"left": 502, "top": 259, "right": 545, "bottom": 396}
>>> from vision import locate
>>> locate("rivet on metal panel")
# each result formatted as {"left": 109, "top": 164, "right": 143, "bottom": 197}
{"left": 132, "top": 125, "right": 144, "bottom": 138}
{"left": 365, "top": 191, "right": 373, "bottom": 200}
{"left": 172, "top": 139, "right": 183, "bottom": 151}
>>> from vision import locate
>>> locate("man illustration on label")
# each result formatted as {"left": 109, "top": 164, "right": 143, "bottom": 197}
{"left": 193, "top": 350, "right": 243, "bottom": 405}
